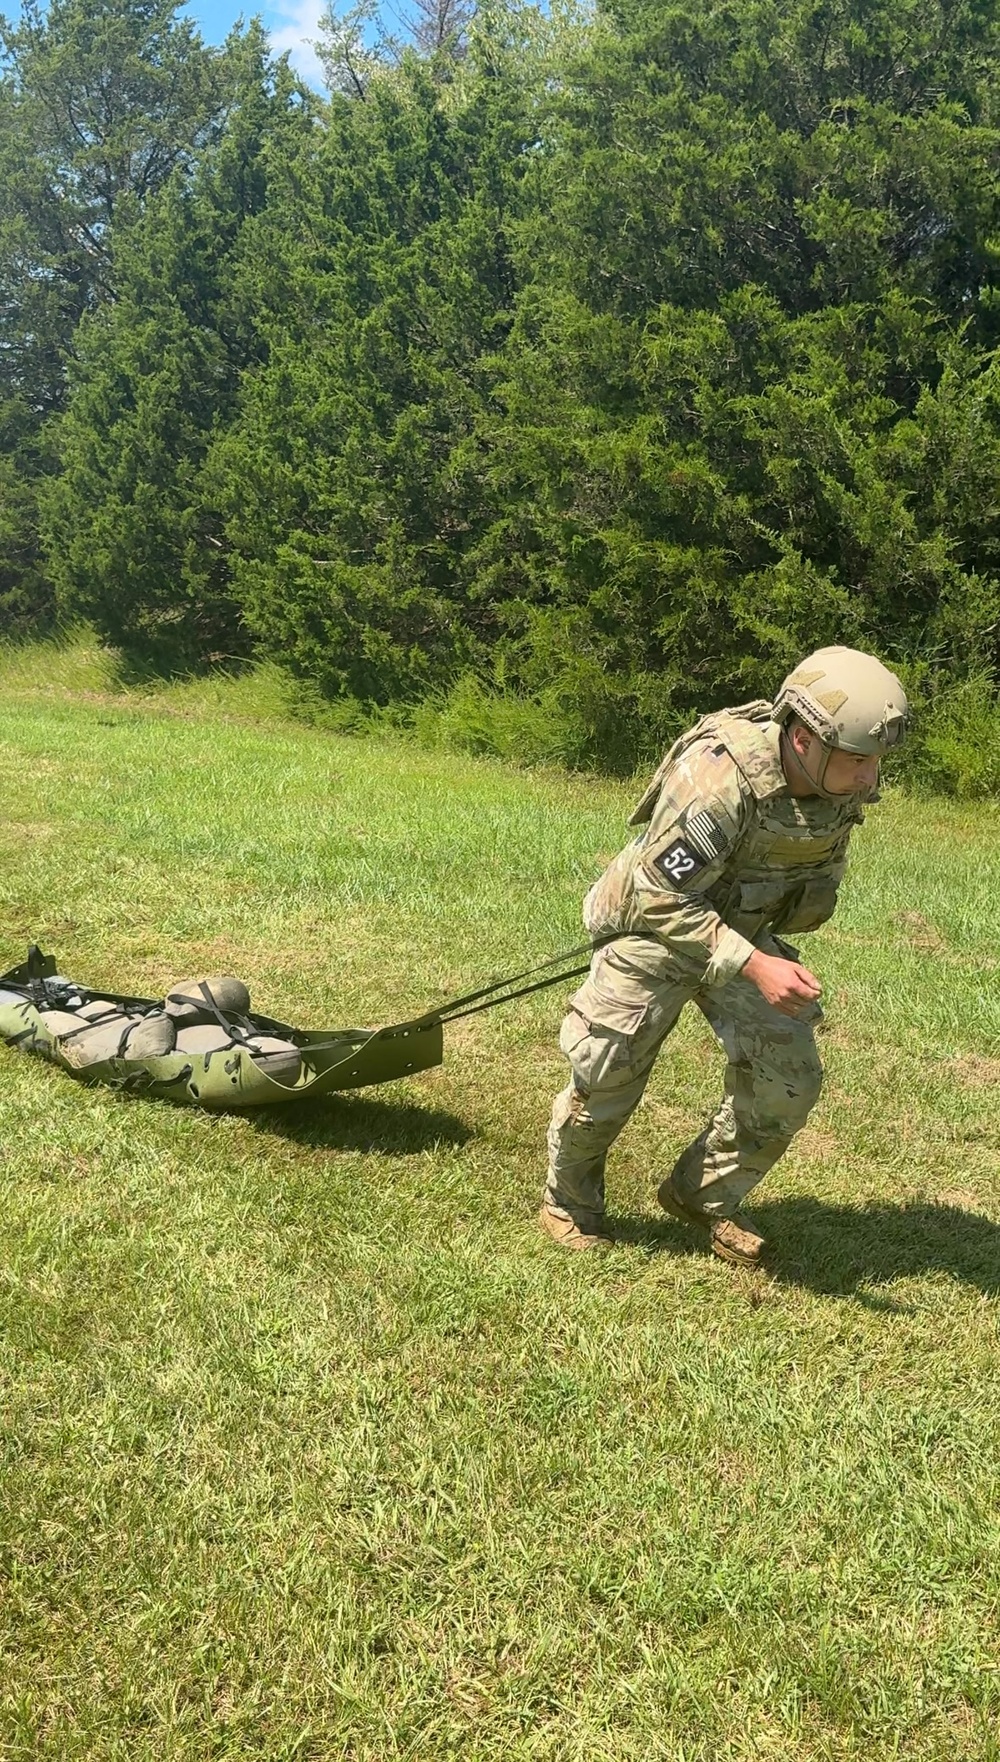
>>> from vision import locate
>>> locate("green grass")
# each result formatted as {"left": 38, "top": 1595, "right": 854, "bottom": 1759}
{"left": 2, "top": 636, "right": 1000, "bottom": 1760}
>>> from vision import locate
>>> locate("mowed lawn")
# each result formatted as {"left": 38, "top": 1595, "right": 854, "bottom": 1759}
{"left": 2, "top": 644, "right": 1000, "bottom": 1761}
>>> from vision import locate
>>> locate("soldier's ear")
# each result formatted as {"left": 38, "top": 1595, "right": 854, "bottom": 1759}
{"left": 789, "top": 717, "right": 812, "bottom": 758}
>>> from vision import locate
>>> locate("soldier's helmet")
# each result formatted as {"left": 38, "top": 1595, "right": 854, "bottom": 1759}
{"left": 772, "top": 646, "right": 908, "bottom": 755}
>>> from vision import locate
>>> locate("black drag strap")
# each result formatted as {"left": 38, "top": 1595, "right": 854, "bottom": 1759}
{"left": 286, "top": 935, "right": 615, "bottom": 1056}
{"left": 436, "top": 959, "right": 595, "bottom": 1023}
{"left": 411, "top": 932, "right": 616, "bottom": 1028}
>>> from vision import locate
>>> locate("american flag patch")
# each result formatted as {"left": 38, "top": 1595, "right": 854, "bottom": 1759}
{"left": 682, "top": 810, "right": 729, "bottom": 864}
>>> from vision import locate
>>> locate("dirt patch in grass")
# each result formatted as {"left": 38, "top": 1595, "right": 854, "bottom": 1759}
{"left": 8, "top": 821, "right": 59, "bottom": 843}
{"left": 936, "top": 1186, "right": 988, "bottom": 1211}
{"left": 794, "top": 1125, "right": 840, "bottom": 1160}
{"left": 944, "top": 1052, "right": 1000, "bottom": 1087}
{"left": 711, "top": 1447, "right": 754, "bottom": 1484}
{"left": 898, "top": 909, "right": 947, "bottom": 952}
{"left": 3, "top": 912, "right": 79, "bottom": 945}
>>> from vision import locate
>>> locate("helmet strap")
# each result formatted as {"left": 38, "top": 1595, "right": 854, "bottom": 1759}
{"left": 780, "top": 727, "right": 843, "bottom": 800}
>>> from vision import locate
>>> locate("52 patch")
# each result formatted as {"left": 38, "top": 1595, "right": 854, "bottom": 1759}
{"left": 654, "top": 839, "right": 707, "bottom": 888}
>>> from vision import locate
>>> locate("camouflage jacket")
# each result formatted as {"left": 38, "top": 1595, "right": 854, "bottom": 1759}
{"left": 583, "top": 701, "right": 867, "bottom": 988}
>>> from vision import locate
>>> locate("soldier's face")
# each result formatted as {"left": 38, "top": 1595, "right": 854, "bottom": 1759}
{"left": 786, "top": 722, "right": 881, "bottom": 796}
{"left": 813, "top": 740, "right": 880, "bottom": 796}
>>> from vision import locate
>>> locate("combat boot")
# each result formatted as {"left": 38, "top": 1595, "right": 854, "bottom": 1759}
{"left": 708, "top": 1213, "right": 767, "bottom": 1267}
{"left": 538, "top": 1204, "right": 611, "bottom": 1252}
{"left": 657, "top": 1178, "right": 767, "bottom": 1268}
{"left": 656, "top": 1177, "right": 710, "bottom": 1229}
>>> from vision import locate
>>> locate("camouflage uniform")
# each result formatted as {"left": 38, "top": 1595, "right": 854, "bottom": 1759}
{"left": 545, "top": 701, "right": 866, "bottom": 1223}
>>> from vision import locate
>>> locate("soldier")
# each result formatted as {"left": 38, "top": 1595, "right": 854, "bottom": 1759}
{"left": 540, "top": 647, "right": 908, "bottom": 1266}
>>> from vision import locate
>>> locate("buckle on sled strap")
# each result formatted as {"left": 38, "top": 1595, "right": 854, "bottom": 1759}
{"left": 25, "top": 945, "right": 56, "bottom": 983}
{"left": 7, "top": 945, "right": 60, "bottom": 1007}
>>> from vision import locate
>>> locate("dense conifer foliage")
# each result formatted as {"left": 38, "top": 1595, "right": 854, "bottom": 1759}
{"left": 0, "top": 0, "right": 239, "bottom": 632}
{"left": 5, "top": 0, "right": 1000, "bottom": 776}
{"left": 44, "top": 24, "right": 313, "bottom": 667}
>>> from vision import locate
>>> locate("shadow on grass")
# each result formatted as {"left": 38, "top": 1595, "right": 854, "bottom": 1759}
{"left": 249, "top": 1091, "right": 474, "bottom": 1156}
{"left": 606, "top": 1198, "right": 1000, "bottom": 1305}
{"left": 758, "top": 1197, "right": 1000, "bottom": 1304}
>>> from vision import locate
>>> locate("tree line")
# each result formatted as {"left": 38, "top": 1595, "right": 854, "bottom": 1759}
{"left": 4, "top": 0, "right": 1000, "bottom": 783}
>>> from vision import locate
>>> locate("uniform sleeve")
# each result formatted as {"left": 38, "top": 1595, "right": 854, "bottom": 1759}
{"left": 632, "top": 739, "right": 756, "bottom": 987}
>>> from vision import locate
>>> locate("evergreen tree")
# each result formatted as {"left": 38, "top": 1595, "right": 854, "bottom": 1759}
{"left": 42, "top": 28, "right": 312, "bottom": 666}
{"left": 13, "top": 0, "right": 1000, "bottom": 781}
{"left": 456, "top": 0, "right": 1000, "bottom": 760}
{"left": 212, "top": 39, "right": 529, "bottom": 699}
{"left": 0, "top": 0, "right": 236, "bottom": 634}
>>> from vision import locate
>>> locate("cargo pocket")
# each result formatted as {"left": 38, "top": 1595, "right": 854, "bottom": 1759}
{"left": 733, "top": 878, "right": 791, "bottom": 937}
{"left": 567, "top": 949, "right": 653, "bottom": 1089}
{"left": 601, "top": 936, "right": 681, "bottom": 988}
{"left": 572, "top": 946, "right": 651, "bottom": 1031}
{"left": 779, "top": 877, "right": 839, "bottom": 933}
{"left": 568, "top": 979, "right": 649, "bottom": 1040}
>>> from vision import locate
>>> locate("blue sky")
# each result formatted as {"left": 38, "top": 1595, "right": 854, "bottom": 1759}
{"left": 184, "top": 0, "right": 329, "bottom": 86}
{"left": 8, "top": 1, "right": 332, "bottom": 87}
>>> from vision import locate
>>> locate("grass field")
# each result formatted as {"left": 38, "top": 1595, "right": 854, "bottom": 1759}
{"left": 2, "top": 637, "right": 1000, "bottom": 1761}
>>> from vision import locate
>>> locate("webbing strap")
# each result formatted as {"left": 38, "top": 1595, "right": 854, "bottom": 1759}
{"left": 411, "top": 933, "right": 613, "bottom": 1028}
{"left": 436, "top": 957, "right": 597, "bottom": 1023}
{"left": 194, "top": 981, "right": 256, "bottom": 1047}
{"left": 283, "top": 935, "right": 613, "bottom": 1054}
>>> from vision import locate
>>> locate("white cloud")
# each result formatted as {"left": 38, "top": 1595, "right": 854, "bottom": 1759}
{"left": 267, "top": 0, "right": 329, "bottom": 89}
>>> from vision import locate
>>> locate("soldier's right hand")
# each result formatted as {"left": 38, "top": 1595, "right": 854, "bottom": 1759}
{"left": 742, "top": 948, "right": 822, "bottom": 1018}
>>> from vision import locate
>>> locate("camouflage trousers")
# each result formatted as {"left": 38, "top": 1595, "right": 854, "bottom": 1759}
{"left": 545, "top": 933, "right": 823, "bottom": 1221}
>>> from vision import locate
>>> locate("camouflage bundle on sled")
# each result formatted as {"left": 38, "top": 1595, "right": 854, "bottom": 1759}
{"left": 0, "top": 947, "right": 443, "bottom": 1108}
{"left": 0, "top": 939, "right": 602, "bottom": 1111}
